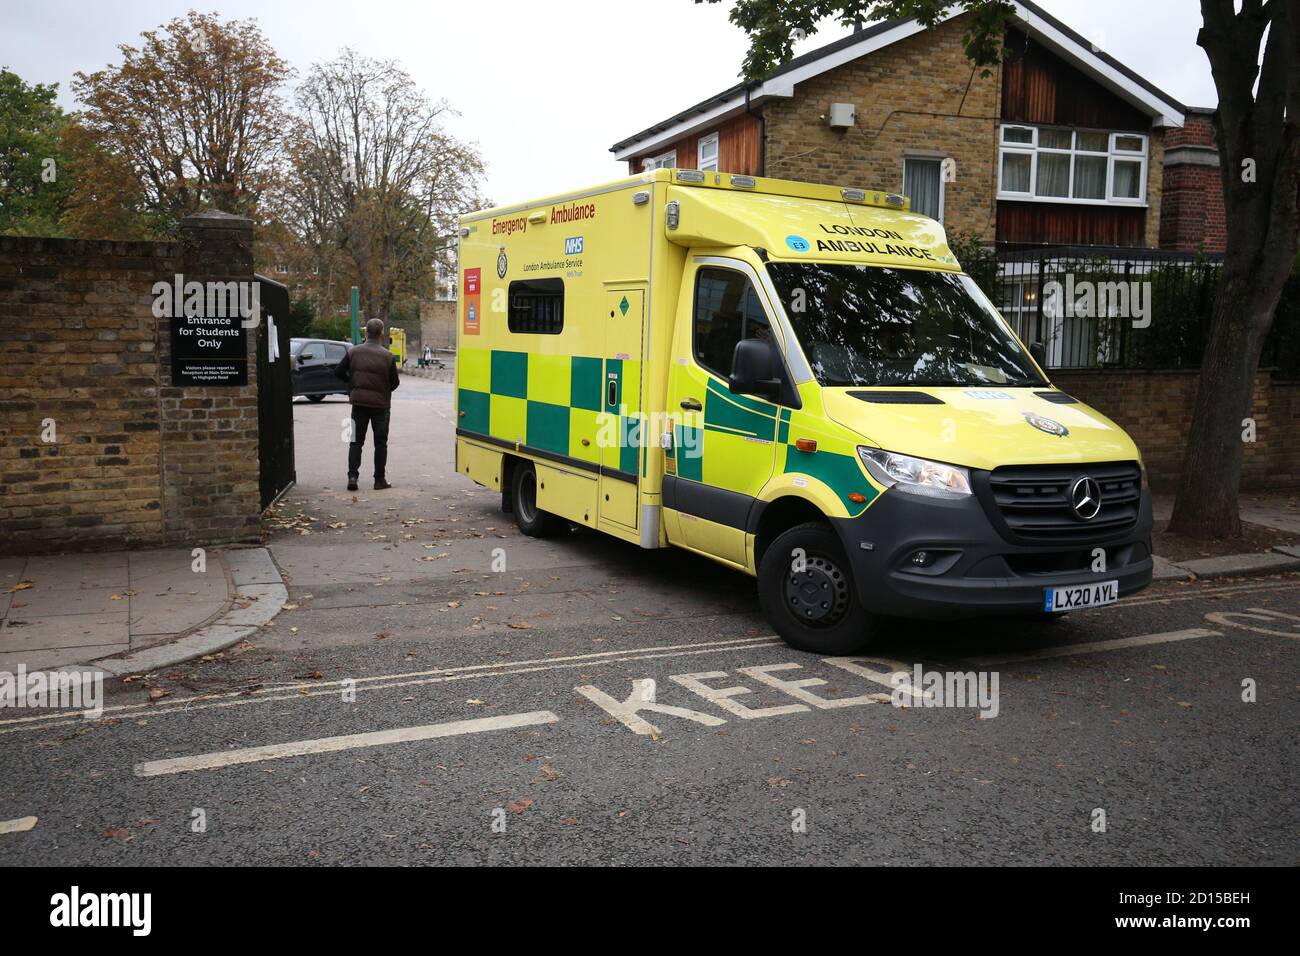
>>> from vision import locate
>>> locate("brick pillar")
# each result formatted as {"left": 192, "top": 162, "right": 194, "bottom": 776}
{"left": 157, "top": 210, "right": 262, "bottom": 546}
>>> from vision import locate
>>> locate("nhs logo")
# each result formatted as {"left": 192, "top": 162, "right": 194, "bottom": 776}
{"left": 565, "top": 236, "right": 584, "bottom": 256}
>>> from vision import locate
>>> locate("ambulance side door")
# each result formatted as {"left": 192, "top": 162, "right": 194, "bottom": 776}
{"left": 666, "top": 258, "right": 782, "bottom": 567}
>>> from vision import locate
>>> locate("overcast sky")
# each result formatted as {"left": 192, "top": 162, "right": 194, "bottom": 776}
{"left": 3, "top": 0, "right": 1215, "bottom": 207}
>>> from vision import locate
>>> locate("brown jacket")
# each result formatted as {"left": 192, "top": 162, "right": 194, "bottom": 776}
{"left": 336, "top": 340, "right": 399, "bottom": 408}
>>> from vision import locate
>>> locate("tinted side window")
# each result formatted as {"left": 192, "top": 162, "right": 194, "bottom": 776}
{"left": 324, "top": 343, "right": 347, "bottom": 364}
{"left": 508, "top": 278, "right": 564, "bottom": 334}
{"left": 693, "top": 268, "right": 771, "bottom": 378}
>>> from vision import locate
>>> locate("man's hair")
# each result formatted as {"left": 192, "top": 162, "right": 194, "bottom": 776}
{"left": 365, "top": 318, "right": 384, "bottom": 339}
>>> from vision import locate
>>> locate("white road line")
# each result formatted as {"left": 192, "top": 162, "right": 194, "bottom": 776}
{"left": 0, "top": 816, "right": 38, "bottom": 834}
{"left": 963, "top": 628, "right": 1222, "bottom": 666}
{"left": 1, "top": 639, "right": 783, "bottom": 736}
{"left": 0, "top": 634, "right": 777, "bottom": 730}
{"left": 134, "top": 710, "right": 559, "bottom": 777}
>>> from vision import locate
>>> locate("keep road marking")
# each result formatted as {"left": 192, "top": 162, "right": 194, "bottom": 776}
{"left": 133, "top": 710, "right": 559, "bottom": 777}
{"left": 963, "top": 628, "right": 1221, "bottom": 666}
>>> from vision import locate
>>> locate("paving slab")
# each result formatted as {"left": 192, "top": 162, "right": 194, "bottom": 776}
{"left": 1177, "top": 551, "right": 1300, "bottom": 579}
{"left": 1274, "top": 544, "right": 1300, "bottom": 559}
{"left": 223, "top": 547, "right": 283, "bottom": 587}
{"left": 1151, "top": 555, "right": 1194, "bottom": 582}
{"left": 0, "top": 644, "right": 126, "bottom": 672}
{"left": 8, "top": 585, "right": 127, "bottom": 620}
{"left": 0, "top": 610, "right": 129, "bottom": 653}
{"left": 19, "top": 552, "right": 129, "bottom": 591}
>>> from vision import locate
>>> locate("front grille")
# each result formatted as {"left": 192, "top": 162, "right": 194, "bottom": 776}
{"left": 982, "top": 461, "right": 1142, "bottom": 543}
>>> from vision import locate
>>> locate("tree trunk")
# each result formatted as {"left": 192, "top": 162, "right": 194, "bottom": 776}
{"left": 1167, "top": 262, "right": 1283, "bottom": 537}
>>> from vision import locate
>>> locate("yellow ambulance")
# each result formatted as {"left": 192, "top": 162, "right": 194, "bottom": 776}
{"left": 454, "top": 169, "right": 1153, "bottom": 653}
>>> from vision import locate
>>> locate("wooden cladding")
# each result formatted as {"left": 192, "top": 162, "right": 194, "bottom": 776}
{"left": 628, "top": 112, "right": 763, "bottom": 176}
{"left": 1001, "top": 28, "right": 1150, "bottom": 132}
{"left": 996, "top": 200, "right": 1146, "bottom": 247}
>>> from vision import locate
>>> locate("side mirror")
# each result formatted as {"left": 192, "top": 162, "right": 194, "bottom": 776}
{"left": 298, "top": 350, "right": 315, "bottom": 363}
{"left": 729, "top": 337, "right": 782, "bottom": 401}
{"left": 1029, "top": 341, "right": 1046, "bottom": 367}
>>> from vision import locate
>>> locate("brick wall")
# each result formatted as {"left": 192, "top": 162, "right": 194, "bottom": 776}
{"left": 0, "top": 212, "right": 263, "bottom": 555}
{"left": 1052, "top": 369, "right": 1295, "bottom": 491}
{"left": 1159, "top": 109, "right": 1226, "bottom": 253}
{"left": 763, "top": 15, "right": 1002, "bottom": 243}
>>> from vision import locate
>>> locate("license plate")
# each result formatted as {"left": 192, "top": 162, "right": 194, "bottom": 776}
{"left": 1044, "top": 580, "right": 1119, "bottom": 612}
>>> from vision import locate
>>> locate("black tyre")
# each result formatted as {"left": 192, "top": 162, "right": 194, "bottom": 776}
{"left": 510, "top": 461, "right": 565, "bottom": 538}
{"left": 307, "top": 394, "right": 326, "bottom": 403}
{"left": 757, "top": 521, "right": 879, "bottom": 654}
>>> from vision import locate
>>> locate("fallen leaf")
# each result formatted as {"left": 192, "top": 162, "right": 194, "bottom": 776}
{"left": 506, "top": 798, "right": 533, "bottom": 814}
{"left": 8, "top": 581, "right": 33, "bottom": 592}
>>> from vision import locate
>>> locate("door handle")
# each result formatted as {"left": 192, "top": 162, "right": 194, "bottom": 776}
{"left": 680, "top": 398, "right": 702, "bottom": 411}
{"left": 607, "top": 379, "right": 618, "bottom": 407}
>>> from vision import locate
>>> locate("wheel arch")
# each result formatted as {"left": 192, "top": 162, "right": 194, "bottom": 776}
{"left": 753, "top": 494, "right": 830, "bottom": 567}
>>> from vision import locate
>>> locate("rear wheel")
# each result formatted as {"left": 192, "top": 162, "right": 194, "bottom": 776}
{"left": 757, "top": 521, "right": 879, "bottom": 654}
{"left": 510, "top": 461, "right": 565, "bottom": 538}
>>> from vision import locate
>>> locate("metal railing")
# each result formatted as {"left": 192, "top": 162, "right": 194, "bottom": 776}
{"left": 960, "top": 242, "right": 1299, "bottom": 378}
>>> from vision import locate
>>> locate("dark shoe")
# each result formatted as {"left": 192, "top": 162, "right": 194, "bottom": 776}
{"left": 347, "top": 479, "right": 358, "bottom": 491}
{"left": 374, "top": 479, "right": 392, "bottom": 490}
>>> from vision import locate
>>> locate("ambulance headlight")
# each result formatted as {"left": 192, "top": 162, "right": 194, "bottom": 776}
{"left": 858, "top": 448, "right": 972, "bottom": 498}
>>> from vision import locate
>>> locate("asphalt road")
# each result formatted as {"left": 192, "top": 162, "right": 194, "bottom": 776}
{"left": 2, "top": 375, "right": 1297, "bottom": 865}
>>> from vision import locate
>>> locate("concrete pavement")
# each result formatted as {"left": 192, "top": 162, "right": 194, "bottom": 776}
{"left": 0, "top": 546, "right": 286, "bottom": 675}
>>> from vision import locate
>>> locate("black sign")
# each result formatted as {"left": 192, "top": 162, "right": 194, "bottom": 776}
{"left": 169, "top": 311, "right": 249, "bottom": 386}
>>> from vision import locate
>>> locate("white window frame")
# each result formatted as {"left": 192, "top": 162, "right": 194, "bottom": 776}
{"left": 697, "top": 132, "right": 719, "bottom": 172}
{"left": 901, "top": 154, "right": 946, "bottom": 223}
{"left": 644, "top": 149, "right": 677, "bottom": 171}
{"left": 997, "top": 124, "right": 1147, "bottom": 207}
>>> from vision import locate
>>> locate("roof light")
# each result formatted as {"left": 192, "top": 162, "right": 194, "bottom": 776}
{"left": 458, "top": 227, "right": 470, "bottom": 237}
{"left": 632, "top": 190, "right": 650, "bottom": 205}
{"left": 665, "top": 200, "right": 680, "bottom": 230}
{"left": 884, "top": 194, "right": 906, "bottom": 207}
{"left": 730, "top": 175, "right": 757, "bottom": 188}
{"left": 676, "top": 170, "right": 705, "bottom": 183}
{"left": 841, "top": 188, "right": 866, "bottom": 201}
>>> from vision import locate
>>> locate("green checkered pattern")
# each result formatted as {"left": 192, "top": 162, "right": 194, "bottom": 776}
{"left": 458, "top": 347, "right": 641, "bottom": 473}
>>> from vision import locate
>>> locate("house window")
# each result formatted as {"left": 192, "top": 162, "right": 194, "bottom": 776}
{"left": 698, "top": 133, "right": 719, "bottom": 172}
{"left": 998, "top": 125, "right": 1148, "bottom": 205}
{"left": 507, "top": 278, "right": 564, "bottom": 335}
{"left": 903, "top": 157, "right": 945, "bottom": 221}
{"left": 643, "top": 150, "right": 676, "bottom": 171}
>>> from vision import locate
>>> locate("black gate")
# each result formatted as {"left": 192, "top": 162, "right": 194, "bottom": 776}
{"left": 256, "top": 275, "right": 296, "bottom": 509}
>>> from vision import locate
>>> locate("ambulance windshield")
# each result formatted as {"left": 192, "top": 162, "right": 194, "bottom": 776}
{"left": 767, "top": 263, "right": 1046, "bottom": 389}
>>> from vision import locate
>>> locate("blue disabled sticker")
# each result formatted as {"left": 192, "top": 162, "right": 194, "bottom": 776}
{"left": 785, "top": 235, "right": 810, "bottom": 252}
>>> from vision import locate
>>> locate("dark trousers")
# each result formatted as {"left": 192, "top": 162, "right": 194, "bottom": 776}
{"left": 348, "top": 405, "right": 390, "bottom": 480}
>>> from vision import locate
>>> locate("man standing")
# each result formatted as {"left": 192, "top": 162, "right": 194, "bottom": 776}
{"left": 335, "top": 318, "right": 399, "bottom": 491}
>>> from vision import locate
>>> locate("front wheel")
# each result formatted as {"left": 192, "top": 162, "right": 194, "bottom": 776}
{"left": 757, "top": 521, "right": 879, "bottom": 654}
{"left": 510, "top": 461, "right": 565, "bottom": 538}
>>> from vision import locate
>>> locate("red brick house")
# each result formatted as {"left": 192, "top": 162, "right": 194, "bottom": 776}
{"left": 611, "top": 0, "right": 1191, "bottom": 250}
{"left": 1160, "top": 107, "right": 1227, "bottom": 253}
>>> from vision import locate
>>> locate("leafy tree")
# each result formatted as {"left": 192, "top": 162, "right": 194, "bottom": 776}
{"left": 282, "top": 49, "right": 484, "bottom": 325}
{"left": 71, "top": 11, "right": 292, "bottom": 228}
{"left": 287, "top": 295, "right": 316, "bottom": 338}
{"left": 0, "top": 68, "right": 70, "bottom": 235}
{"left": 707, "top": 0, "right": 1300, "bottom": 539}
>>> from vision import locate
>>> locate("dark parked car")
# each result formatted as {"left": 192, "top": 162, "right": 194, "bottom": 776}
{"left": 291, "top": 338, "right": 350, "bottom": 402}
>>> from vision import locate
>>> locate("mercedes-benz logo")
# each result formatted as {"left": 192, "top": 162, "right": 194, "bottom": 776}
{"left": 1070, "top": 476, "right": 1102, "bottom": 520}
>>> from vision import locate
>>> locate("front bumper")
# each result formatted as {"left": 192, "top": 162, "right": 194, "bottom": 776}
{"left": 830, "top": 486, "right": 1154, "bottom": 620}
